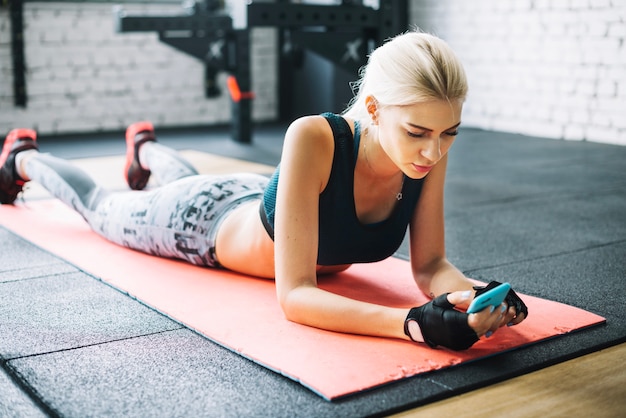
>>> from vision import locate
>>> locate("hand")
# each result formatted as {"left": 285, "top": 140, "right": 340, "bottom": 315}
{"left": 473, "top": 281, "right": 528, "bottom": 331}
{"left": 404, "top": 293, "right": 479, "bottom": 351}
{"left": 446, "top": 291, "right": 509, "bottom": 339}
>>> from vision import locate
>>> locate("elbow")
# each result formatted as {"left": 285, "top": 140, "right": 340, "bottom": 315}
{"left": 277, "top": 281, "right": 321, "bottom": 325}
{"left": 279, "top": 295, "right": 299, "bottom": 323}
{"left": 282, "top": 307, "right": 302, "bottom": 324}
{"left": 276, "top": 286, "right": 308, "bottom": 324}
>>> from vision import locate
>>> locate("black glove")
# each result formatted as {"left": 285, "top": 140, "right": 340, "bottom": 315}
{"left": 404, "top": 294, "right": 479, "bottom": 351}
{"left": 473, "top": 280, "right": 528, "bottom": 320}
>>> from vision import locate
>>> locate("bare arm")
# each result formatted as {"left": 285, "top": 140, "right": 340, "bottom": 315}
{"left": 409, "top": 154, "right": 475, "bottom": 299}
{"left": 273, "top": 116, "right": 410, "bottom": 340}
{"left": 408, "top": 154, "right": 518, "bottom": 334}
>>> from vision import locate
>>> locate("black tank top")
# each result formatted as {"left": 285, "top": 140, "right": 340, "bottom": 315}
{"left": 260, "top": 113, "right": 424, "bottom": 265}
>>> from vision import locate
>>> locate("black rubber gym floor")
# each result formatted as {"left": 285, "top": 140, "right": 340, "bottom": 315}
{"left": 1, "top": 123, "right": 624, "bottom": 417}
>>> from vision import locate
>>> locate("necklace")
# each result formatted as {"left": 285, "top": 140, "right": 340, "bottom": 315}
{"left": 362, "top": 127, "right": 404, "bottom": 201}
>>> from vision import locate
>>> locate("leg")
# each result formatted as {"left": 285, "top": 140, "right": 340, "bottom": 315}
{"left": 6, "top": 129, "right": 268, "bottom": 267}
{"left": 22, "top": 147, "right": 267, "bottom": 266}
{"left": 87, "top": 173, "right": 269, "bottom": 266}
{"left": 22, "top": 152, "right": 110, "bottom": 220}
{"left": 139, "top": 142, "right": 199, "bottom": 186}
{"left": 125, "top": 121, "right": 198, "bottom": 190}
{"left": 0, "top": 129, "right": 38, "bottom": 204}
{"left": 3, "top": 129, "right": 106, "bottom": 217}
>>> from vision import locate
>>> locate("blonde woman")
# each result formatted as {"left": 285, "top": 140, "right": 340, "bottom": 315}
{"left": 0, "top": 31, "right": 526, "bottom": 351}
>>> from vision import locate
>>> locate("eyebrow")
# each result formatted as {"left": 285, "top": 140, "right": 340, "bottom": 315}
{"left": 408, "top": 122, "right": 462, "bottom": 132}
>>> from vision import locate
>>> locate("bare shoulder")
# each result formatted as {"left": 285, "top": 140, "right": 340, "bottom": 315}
{"left": 284, "top": 114, "right": 334, "bottom": 148}
{"left": 283, "top": 114, "right": 357, "bottom": 162}
{"left": 281, "top": 115, "right": 338, "bottom": 187}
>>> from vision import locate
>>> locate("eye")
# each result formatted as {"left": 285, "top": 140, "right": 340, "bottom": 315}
{"left": 444, "top": 130, "right": 459, "bottom": 137}
{"left": 407, "top": 131, "right": 426, "bottom": 138}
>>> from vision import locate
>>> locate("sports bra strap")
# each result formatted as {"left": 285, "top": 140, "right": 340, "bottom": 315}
{"left": 320, "top": 112, "right": 359, "bottom": 167}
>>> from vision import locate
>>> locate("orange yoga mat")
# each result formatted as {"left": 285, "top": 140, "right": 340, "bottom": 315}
{"left": 0, "top": 200, "right": 606, "bottom": 400}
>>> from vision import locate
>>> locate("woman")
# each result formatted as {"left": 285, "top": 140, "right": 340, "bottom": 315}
{"left": 0, "top": 31, "right": 526, "bottom": 351}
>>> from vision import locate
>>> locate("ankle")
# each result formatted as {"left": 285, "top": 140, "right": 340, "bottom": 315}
{"left": 137, "top": 140, "right": 154, "bottom": 171}
{"left": 14, "top": 149, "right": 37, "bottom": 181}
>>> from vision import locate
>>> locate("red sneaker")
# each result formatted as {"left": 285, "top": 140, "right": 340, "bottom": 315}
{"left": 124, "top": 121, "right": 156, "bottom": 190}
{"left": 0, "top": 129, "right": 38, "bottom": 204}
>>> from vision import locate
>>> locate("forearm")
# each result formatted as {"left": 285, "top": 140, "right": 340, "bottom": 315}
{"left": 280, "top": 285, "right": 411, "bottom": 341}
{"left": 415, "top": 257, "right": 475, "bottom": 299}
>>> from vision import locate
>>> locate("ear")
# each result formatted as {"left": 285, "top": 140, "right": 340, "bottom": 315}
{"left": 365, "top": 95, "right": 378, "bottom": 124}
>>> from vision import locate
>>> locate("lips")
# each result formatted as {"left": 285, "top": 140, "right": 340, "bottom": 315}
{"left": 412, "top": 164, "right": 434, "bottom": 174}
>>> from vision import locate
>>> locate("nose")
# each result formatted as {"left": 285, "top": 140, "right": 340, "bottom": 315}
{"left": 420, "top": 136, "right": 441, "bottom": 163}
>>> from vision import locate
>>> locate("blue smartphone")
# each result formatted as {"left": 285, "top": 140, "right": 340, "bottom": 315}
{"left": 467, "top": 282, "right": 511, "bottom": 314}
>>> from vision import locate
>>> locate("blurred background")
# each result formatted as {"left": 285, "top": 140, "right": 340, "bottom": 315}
{"left": 1, "top": 0, "right": 624, "bottom": 146}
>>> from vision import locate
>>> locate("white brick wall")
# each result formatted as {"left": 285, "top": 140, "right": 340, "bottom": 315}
{"left": 0, "top": 2, "right": 277, "bottom": 135}
{"left": 2, "top": 1, "right": 624, "bottom": 146}
{"left": 411, "top": 0, "right": 626, "bottom": 145}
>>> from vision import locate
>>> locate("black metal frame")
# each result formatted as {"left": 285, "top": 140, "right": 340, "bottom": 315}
{"left": 115, "top": 2, "right": 253, "bottom": 143}
{"left": 248, "top": 0, "right": 407, "bottom": 122}
{"left": 248, "top": 0, "right": 407, "bottom": 74}
{"left": 7, "top": 0, "right": 408, "bottom": 142}
{"left": 7, "top": 0, "right": 27, "bottom": 107}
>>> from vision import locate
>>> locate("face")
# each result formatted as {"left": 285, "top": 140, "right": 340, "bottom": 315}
{"left": 372, "top": 99, "right": 463, "bottom": 179}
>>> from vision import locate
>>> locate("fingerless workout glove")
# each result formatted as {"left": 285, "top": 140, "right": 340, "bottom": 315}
{"left": 404, "top": 294, "right": 479, "bottom": 351}
{"left": 473, "top": 280, "right": 528, "bottom": 319}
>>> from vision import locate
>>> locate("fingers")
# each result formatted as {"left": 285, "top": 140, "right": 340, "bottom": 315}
{"left": 508, "top": 311, "right": 526, "bottom": 326}
{"left": 446, "top": 290, "right": 473, "bottom": 308}
{"left": 467, "top": 302, "right": 508, "bottom": 337}
{"left": 500, "top": 306, "right": 517, "bottom": 328}
{"left": 501, "top": 305, "right": 527, "bottom": 328}
{"left": 445, "top": 289, "right": 528, "bottom": 339}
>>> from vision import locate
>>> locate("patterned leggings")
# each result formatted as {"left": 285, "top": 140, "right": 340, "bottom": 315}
{"left": 25, "top": 143, "right": 268, "bottom": 267}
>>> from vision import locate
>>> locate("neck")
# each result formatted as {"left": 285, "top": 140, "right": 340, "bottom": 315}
{"left": 362, "top": 124, "right": 402, "bottom": 180}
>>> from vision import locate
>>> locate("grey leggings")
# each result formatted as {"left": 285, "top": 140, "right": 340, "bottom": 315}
{"left": 25, "top": 143, "right": 268, "bottom": 267}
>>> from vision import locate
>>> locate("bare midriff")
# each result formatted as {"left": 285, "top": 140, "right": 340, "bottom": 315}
{"left": 215, "top": 200, "right": 350, "bottom": 279}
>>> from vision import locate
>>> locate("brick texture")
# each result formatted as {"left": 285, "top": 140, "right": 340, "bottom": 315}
{"left": 0, "top": 2, "right": 277, "bottom": 135}
{"left": 1, "top": 1, "right": 624, "bottom": 146}
{"left": 411, "top": 0, "right": 626, "bottom": 145}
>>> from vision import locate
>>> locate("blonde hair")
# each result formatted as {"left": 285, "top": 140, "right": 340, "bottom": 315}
{"left": 343, "top": 31, "right": 468, "bottom": 119}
